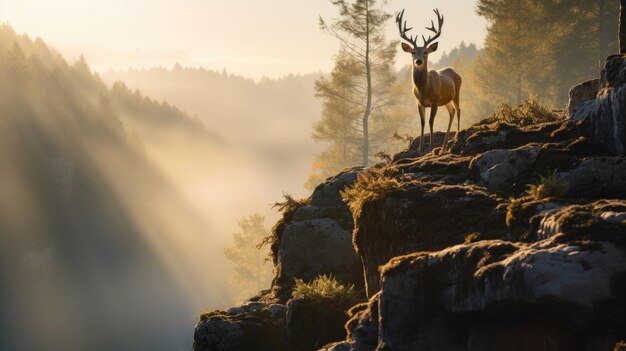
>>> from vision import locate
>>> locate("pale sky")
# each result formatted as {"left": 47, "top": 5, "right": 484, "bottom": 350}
{"left": 0, "top": 0, "right": 487, "bottom": 78}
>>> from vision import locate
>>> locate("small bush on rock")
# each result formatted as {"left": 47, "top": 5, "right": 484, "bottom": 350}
{"left": 292, "top": 274, "right": 356, "bottom": 302}
{"left": 526, "top": 170, "right": 569, "bottom": 200}
{"left": 341, "top": 167, "right": 404, "bottom": 215}
{"left": 492, "top": 99, "right": 564, "bottom": 126}
{"left": 464, "top": 232, "right": 480, "bottom": 244}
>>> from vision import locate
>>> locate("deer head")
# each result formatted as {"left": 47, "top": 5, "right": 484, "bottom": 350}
{"left": 396, "top": 9, "right": 444, "bottom": 69}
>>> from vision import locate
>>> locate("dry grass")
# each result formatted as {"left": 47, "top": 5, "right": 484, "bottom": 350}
{"left": 292, "top": 274, "right": 356, "bottom": 302}
{"left": 526, "top": 170, "right": 569, "bottom": 200}
{"left": 492, "top": 98, "right": 564, "bottom": 126}
{"left": 464, "top": 232, "right": 480, "bottom": 244}
{"left": 340, "top": 167, "right": 404, "bottom": 215}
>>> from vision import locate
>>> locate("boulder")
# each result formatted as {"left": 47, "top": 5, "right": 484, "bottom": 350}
{"left": 558, "top": 157, "right": 626, "bottom": 199}
{"left": 567, "top": 78, "right": 599, "bottom": 115}
{"left": 352, "top": 180, "right": 507, "bottom": 296}
{"left": 193, "top": 300, "right": 288, "bottom": 351}
{"left": 277, "top": 218, "right": 361, "bottom": 287}
{"left": 448, "top": 119, "right": 585, "bottom": 157}
{"left": 571, "top": 55, "right": 626, "bottom": 155}
{"left": 375, "top": 239, "right": 626, "bottom": 350}
{"left": 273, "top": 168, "right": 363, "bottom": 299}
{"left": 286, "top": 297, "right": 357, "bottom": 351}
{"left": 317, "top": 293, "right": 380, "bottom": 351}
{"left": 471, "top": 144, "right": 541, "bottom": 190}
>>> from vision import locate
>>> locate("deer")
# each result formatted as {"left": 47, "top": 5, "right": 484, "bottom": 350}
{"left": 396, "top": 8, "right": 462, "bottom": 152}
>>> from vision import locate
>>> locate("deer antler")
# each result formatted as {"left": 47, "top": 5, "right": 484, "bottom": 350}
{"left": 396, "top": 9, "right": 418, "bottom": 48}
{"left": 422, "top": 8, "right": 444, "bottom": 48}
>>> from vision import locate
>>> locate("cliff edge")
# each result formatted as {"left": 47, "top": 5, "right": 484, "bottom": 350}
{"left": 193, "top": 55, "right": 626, "bottom": 351}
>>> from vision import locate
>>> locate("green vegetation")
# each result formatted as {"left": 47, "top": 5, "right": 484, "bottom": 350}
{"left": 492, "top": 99, "right": 565, "bottom": 126}
{"left": 292, "top": 274, "right": 357, "bottom": 302}
{"left": 224, "top": 214, "right": 274, "bottom": 303}
{"left": 341, "top": 167, "right": 404, "bottom": 215}
{"left": 526, "top": 170, "right": 570, "bottom": 200}
{"left": 288, "top": 274, "right": 360, "bottom": 350}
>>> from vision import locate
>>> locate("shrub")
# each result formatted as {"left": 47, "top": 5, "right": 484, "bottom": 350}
{"left": 292, "top": 274, "right": 356, "bottom": 302}
{"left": 392, "top": 131, "right": 414, "bottom": 145}
{"left": 526, "top": 170, "right": 569, "bottom": 200}
{"left": 464, "top": 232, "right": 479, "bottom": 244}
{"left": 341, "top": 167, "right": 403, "bottom": 215}
{"left": 373, "top": 151, "right": 392, "bottom": 163}
{"left": 491, "top": 98, "right": 564, "bottom": 126}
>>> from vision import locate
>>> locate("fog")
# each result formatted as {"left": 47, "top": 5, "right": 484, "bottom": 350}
{"left": 102, "top": 67, "right": 325, "bottom": 237}
{"left": 0, "top": 25, "right": 323, "bottom": 351}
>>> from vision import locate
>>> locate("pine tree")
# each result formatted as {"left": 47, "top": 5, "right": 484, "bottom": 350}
{"left": 318, "top": 0, "right": 397, "bottom": 167}
{"left": 223, "top": 214, "right": 273, "bottom": 302}
{"left": 471, "top": 0, "right": 618, "bottom": 112}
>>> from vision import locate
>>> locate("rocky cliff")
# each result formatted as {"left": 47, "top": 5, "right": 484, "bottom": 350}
{"left": 193, "top": 56, "right": 626, "bottom": 351}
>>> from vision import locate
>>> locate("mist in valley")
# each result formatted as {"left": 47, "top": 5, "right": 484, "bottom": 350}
{"left": 0, "top": 26, "right": 274, "bottom": 351}
{"left": 102, "top": 67, "right": 325, "bottom": 236}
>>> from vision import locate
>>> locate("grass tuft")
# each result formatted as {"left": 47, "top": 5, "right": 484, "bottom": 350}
{"left": 292, "top": 274, "right": 356, "bottom": 302}
{"left": 464, "top": 232, "right": 480, "bottom": 244}
{"left": 526, "top": 169, "right": 569, "bottom": 200}
{"left": 341, "top": 167, "right": 403, "bottom": 215}
{"left": 492, "top": 98, "right": 564, "bottom": 126}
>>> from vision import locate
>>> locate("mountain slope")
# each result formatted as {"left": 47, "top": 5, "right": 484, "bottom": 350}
{"left": 0, "top": 25, "right": 229, "bottom": 351}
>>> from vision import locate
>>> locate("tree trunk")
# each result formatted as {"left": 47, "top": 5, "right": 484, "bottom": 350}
{"left": 600, "top": 0, "right": 606, "bottom": 61}
{"left": 621, "top": 0, "right": 626, "bottom": 53}
{"left": 362, "top": 1, "right": 372, "bottom": 167}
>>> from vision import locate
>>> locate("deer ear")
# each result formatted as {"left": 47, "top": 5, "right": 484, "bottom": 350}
{"left": 401, "top": 42, "right": 413, "bottom": 53}
{"left": 426, "top": 42, "right": 439, "bottom": 53}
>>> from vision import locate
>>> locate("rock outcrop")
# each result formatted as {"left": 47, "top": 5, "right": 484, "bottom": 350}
{"left": 571, "top": 54, "right": 626, "bottom": 155}
{"left": 193, "top": 299, "right": 288, "bottom": 351}
{"left": 568, "top": 78, "right": 599, "bottom": 115}
{"left": 287, "top": 296, "right": 357, "bottom": 351}
{"left": 194, "top": 57, "right": 626, "bottom": 351}
{"left": 273, "top": 168, "right": 364, "bottom": 299}
{"left": 338, "top": 200, "right": 626, "bottom": 351}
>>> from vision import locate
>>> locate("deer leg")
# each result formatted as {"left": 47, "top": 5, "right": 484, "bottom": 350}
{"left": 418, "top": 104, "right": 426, "bottom": 152}
{"left": 453, "top": 97, "right": 461, "bottom": 137}
{"left": 443, "top": 103, "right": 455, "bottom": 147}
{"left": 456, "top": 108, "right": 461, "bottom": 136}
{"left": 429, "top": 105, "right": 438, "bottom": 151}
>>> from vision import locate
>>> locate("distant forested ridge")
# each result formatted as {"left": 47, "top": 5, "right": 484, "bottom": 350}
{"left": 0, "top": 24, "right": 227, "bottom": 351}
{"left": 102, "top": 65, "right": 325, "bottom": 195}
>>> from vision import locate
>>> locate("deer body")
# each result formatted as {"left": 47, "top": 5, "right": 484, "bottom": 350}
{"left": 397, "top": 9, "right": 462, "bottom": 151}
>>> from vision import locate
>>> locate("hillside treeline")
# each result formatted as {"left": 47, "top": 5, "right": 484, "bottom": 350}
{"left": 0, "top": 24, "right": 227, "bottom": 351}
